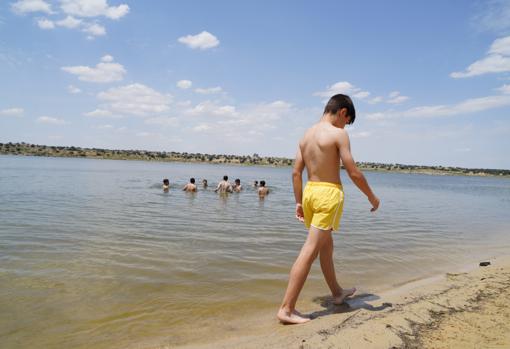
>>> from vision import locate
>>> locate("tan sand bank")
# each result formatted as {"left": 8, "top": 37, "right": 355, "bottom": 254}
{"left": 168, "top": 256, "right": 510, "bottom": 349}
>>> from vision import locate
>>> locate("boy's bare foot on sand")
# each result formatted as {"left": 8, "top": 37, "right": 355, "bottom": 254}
{"left": 277, "top": 309, "right": 311, "bottom": 324}
{"left": 332, "top": 287, "right": 356, "bottom": 305}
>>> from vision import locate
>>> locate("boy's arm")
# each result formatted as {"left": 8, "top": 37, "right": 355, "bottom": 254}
{"left": 293, "top": 145, "right": 305, "bottom": 221}
{"left": 339, "top": 131, "right": 380, "bottom": 212}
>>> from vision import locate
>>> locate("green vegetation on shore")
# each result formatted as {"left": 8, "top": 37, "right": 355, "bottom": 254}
{"left": 1, "top": 142, "right": 509, "bottom": 177}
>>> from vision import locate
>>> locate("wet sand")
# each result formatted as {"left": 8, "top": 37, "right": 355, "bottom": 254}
{"left": 167, "top": 255, "right": 510, "bottom": 349}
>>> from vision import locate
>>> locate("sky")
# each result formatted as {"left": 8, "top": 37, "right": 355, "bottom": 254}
{"left": 1, "top": 0, "right": 510, "bottom": 169}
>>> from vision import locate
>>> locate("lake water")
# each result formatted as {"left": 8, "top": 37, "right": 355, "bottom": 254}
{"left": 1, "top": 155, "right": 509, "bottom": 348}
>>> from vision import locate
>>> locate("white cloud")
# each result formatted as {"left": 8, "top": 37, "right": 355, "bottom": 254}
{"left": 97, "top": 124, "right": 113, "bottom": 129}
{"left": 83, "top": 109, "right": 113, "bottom": 117}
{"left": 97, "top": 83, "right": 172, "bottom": 116}
{"left": 451, "top": 36, "right": 510, "bottom": 78}
{"left": 314, "top": 81, "right": 370, "bottom": 99}
{"left": 177, "top": 80, "right": 192, "bottom": 89}
{"left": 37, "top": 18, "right": 54, "bottom": 29}
{"left": 368, "top": 96, "right": 383, "bottom": 104}
{"left": 145, "top": 116, "right": 179, "bottom": 127}
{"left": 177, "top": 100, "right": 192, "bottom": 107}
{"left": 204, "top": 100, "right": 294, "bottom": 141}
{"left": 101, "top": 54, "right": 113, "bottom": 62}
{"left": 68, "top": 85, "right": 81, "bottom": 94}
{"left": 222, "top": 100, "right": 292, "bottom": 127}
{"left": 178, "top": 31, "right": 219, "bottom": 50}
{"left": 195, "top": 86, "right": 223, "bottom": 94}
{"left": 387, "top": 91, "right": 409, "bottom": 104}
{"left": 489, "top": 36, "right": 510, "bottom": 56}
{"left": 56, "top": 15, "right": 82, "bottom": 28}
{"left": 472, "top": 0, "right": 510, "bottom": 34}
{"left": 11, "top": 0, "right": 53, "bottom": 14}
{"left": 15, "top": 1, "right": 127, "bottom": 38}
{"left": 497, "top": 84, "right": 510, "bottom": 94}
{"left": 451, "top": 54, "right": 510, "bottom": 78}
{"left": 115, "top": 126, "right": 127, "bottom": 133}
{"left": 60, "top": 0, "right": 129, "bottom": 20}
{"left": 353, "top": 91, "right": 370, "bottom": 99}
{"left": 364, "top": 112, "right": 385, "bottom": 121}
{"left": 186, "top": 101, "right": 237, "bottom": 117}
{"left": 62, "top": 56, "right": 125, "bottom": 83}
{"left": 136, "top": 131, "right": 162, "bottom": 138}
{"left": 37, "top": 116, "right": 67, "bottom": 125}
{"left": 0, "top": 107, "right": 24, "bottom": 117}
{"left": 82, "top": 22, "right": 106, "bottom": 36}
{"left": 366, "top": 93, "right": 510, "bottom": 121}
{"left": 351, "top": 131, "right": 372, "bottom": 139}
{"left": 192, "top": 123, "right": 212, "bottom": 132}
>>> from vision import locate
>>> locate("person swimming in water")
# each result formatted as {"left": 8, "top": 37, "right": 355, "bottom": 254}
{"left": 258, "top": 180, "right": 269, "bottom": 198}
{"left": 183, "top": 178, "right": 197, "bottom": 192}
{"left": 215, "top": 175, "right": 233, "bottom": 193}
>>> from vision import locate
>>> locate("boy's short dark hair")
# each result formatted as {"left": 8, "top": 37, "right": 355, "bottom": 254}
{"left": 235, "top": 178, "right": 240, "bottom": 184}
{"left": 163, "top": 178, "right": 169, "bottom": 185}
{"left": 223, "top": 175, "right": 228, "bottom": 181}
{"left": 260, "top": 180, "right": 266, "bottom": 187}
{"left": 323, "top": 94, "right": 356, "bottom": 124}
{"left": 190, "top": 178, "right": 195, "bottom": 184}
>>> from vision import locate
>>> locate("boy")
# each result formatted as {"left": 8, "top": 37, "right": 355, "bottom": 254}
{"left": 162, "top": 178, "right": 170, "bottom": 191}
{"left": 214, "top": 175, "right": 233, "bottom": 193}
{"left": 277, "top": 94, "right": 380, "bottom": 324}
{"left": 182, "top": 178, "right": 197, "bottom": 192}
{"left": 233, "top": 178, "right": 242, "bottom": 192}
{"left": 258, "top": 180, "right": 269, "bottom": 198}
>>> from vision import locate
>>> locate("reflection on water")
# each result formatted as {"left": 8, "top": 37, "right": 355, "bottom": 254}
{"left": 1, "top": 155, "right": 509, "bottom": 349}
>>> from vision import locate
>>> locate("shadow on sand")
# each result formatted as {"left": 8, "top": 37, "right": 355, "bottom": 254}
{"left": 306, "top": 293, "right": 392, "bottom": 320}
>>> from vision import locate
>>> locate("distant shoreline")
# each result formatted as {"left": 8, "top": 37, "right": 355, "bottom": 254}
{"left": 1, "top": 142, "right": 509, "bottom": 178}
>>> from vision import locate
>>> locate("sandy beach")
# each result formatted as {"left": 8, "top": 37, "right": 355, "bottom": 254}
{"left": 169, "top": 256, "right": 510, "bottom": 349}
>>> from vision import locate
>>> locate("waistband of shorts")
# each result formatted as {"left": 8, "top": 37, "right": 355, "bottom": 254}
{"left": 305, "top": 181, "right": 342, "bottom": 189}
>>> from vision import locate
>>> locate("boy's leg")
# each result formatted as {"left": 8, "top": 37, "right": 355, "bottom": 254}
{"left": 319, "top": 233, "right": 356, "bottom": 304}
{"left": 277, "top": 226, "right": 330, "bottom": 324}
{"left": 319, "top": 231, "right": 342, "bottom": 296}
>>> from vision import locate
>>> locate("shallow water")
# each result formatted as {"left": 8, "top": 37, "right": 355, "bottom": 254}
{"left": 1, "top": 155, "right": 509, "bottom": 348}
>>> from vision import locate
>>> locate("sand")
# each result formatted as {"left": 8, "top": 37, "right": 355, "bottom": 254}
{"left": 166, "top": 256, "right": 510, "bottom": 349}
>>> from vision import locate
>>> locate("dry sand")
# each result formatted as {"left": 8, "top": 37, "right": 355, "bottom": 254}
{"left": 166, "top": 256, "right": 510, "bottom": 349}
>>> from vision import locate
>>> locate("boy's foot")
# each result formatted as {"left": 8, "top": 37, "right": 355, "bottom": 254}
{"left": 332, "top": 287, "right": 356, "bottom": 305}
{"left": 277, "top": 309, "right": 311, "bottom": 324}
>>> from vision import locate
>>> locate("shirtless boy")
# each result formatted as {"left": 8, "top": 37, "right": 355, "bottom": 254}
{"left": 233, "top": 178, "right": 242, "bottom": 192}
{"left": 182, "top": 177, "right": 197, "bottom": 192}
{"left": 214, "top": 175, "right": 233, "bottom": 193}
{"left": 258, "top": 180, "right": 269, "bottom": 198}
{"left": 162, "top": 178, "right": 170, "bottom": 191}
{"left": 277, "top": 94, "right": 380, "bottom": 324}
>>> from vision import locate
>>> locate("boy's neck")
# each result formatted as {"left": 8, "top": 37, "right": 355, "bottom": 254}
{"left": 321, "top": 112, "right": 346, "bottom": 129}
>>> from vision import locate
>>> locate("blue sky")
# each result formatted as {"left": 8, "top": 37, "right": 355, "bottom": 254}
{"left": 1, "top": 0, "right": 510, "bottom": 169}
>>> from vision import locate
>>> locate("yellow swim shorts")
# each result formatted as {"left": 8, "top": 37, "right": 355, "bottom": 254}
{"left": 303, "top": 181, "right": 344, "bottom": 231}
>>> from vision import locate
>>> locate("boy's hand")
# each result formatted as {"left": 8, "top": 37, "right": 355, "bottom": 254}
{"left": 295, "top": 203, "right": 304, "bottom": 222}
{"left": 369, "top": 195, "right": 380, "bottom": 212}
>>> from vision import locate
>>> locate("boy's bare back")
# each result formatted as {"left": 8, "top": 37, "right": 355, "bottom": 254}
{"left": 300, "top": 122, "right": 348, "bottom": 184}
{"left": 294, "top": 97, "right": 379, "bottom": 216}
